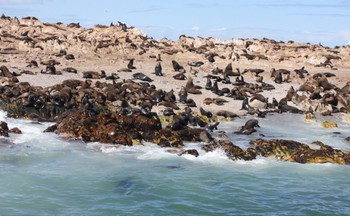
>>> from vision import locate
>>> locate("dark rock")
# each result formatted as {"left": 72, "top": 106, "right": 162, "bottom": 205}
{"left": 43, "top": 124, "right": 57, "bottom": 133}
{"left": 54, "top": 108, "right": 161, "bottom": 145}
{"left": 9, "top": 127, "right": 22, "bottom": 134}
{"left": 0, "top": 121, "right": 9, "bottom": 137}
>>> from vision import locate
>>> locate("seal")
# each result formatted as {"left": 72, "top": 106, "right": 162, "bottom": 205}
{"left": 105, "top": 73, "right": 120, "bottom": 81}
{"left": 249, "top": 94, "right": 268, "bottom": 109}
{"left": 278, "top": 99, "right": 303, "bottom": 113}
{"left": 132, "top": 72, "right": 153, "bottom": 82}
{"left": 205, "top": 77, "right": 212, "bottom": 90}
{"left": 173, "top": 72, "right": 186, "bottom": 80}
{"left": 241, "top": 96, "right": 253, "bottom": 111}
{"left": 41, "top": 65, "right": 58, "bottom": 75}
{"left": 178, "top": 86, "right": 188, "bottom": 103}
{"left": 127, "top": 58, "right": 136, "bottom": 70}
{"left": 154, "top": 62, "right": 163, "bottom": 76}
{"left": 199, "top": 107, "right": 213, "bottom": 118}
{"left": 61, "top": 67, "right": 77, "bottom": 73}
{"left": 172, "top": 60, "right": 185, "bottom": 72}
{"left": 216, "top": 110, "right": 239, "bottom": 119}
{"left": 188, "top": 61, "right": 204, "bottom": 67}
{"left": 234, "top": 119, "right": 260, "bottom": 135}
{"left": 186, "top": 98, "right": 197, "bottom": 107}
{"left": 0, "top": 65, "right": 14, "bottom": 78}
{"left": 82, "top": 70, "right": 104, "bottom": 79}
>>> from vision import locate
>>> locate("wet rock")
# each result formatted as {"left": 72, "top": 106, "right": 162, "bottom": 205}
{"left": 43, "top": 124, "right": 57, "bottom": 133}
{"left": 9, "top": 127, "right": 22, "bottom": 134}
{"left": 142, "top": 129, "right": 184, "bottom": 148}
{"left": 250, "top": 138, "right": 350, "bottom": 164}
{"left": 54, "top": 108, "right": 161, "bottom": 145}
{"left": 322, "top": 121, "right": 338, "bottom": 128}
{"left": 202, "top": 140, "right": 257, "bottom": 161}
{"left": 0, "top": 121, "right": 9, "bottom": 137}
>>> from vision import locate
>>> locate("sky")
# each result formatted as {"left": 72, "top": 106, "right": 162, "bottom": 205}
{"left": 1, "top": 0, "right": 350, "bottom": 47}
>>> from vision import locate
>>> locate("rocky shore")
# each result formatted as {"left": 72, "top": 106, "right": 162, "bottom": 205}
{"left": 1, "top": 15, "right": 350, "bottom": 164}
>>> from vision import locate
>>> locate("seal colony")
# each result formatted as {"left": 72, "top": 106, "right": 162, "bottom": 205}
{"left": 1, "top": 15, "right": 350, "bottom": 164}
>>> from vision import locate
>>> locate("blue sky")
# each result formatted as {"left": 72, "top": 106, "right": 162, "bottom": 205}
{"left": 1, "top": 0, "right": 350, "bottom": 46}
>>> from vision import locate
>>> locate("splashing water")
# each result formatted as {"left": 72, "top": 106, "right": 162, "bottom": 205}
{"left": 0, "top": 111, "right": 350, "bottom": 215}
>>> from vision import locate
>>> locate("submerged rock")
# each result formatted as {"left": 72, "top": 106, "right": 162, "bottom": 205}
{"left": 322, "top": 121, "right": 338, "bottom": 128}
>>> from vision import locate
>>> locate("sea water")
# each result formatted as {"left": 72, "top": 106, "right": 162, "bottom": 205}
{"left": 0, "top": 110, "right": 350, "bottom": 216}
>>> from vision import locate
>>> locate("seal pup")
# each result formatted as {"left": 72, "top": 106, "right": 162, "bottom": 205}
{"left": 234, "top": 119, "right": 260, "bottom": 135}
{"left": 154, "top": 62, "right": 163, "bottom": 76}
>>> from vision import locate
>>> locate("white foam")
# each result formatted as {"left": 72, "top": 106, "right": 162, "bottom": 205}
{"left": 0, "top": 110, "right": 7, "bottom": 121}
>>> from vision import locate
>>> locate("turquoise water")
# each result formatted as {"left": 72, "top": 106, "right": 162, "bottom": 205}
{"left": 1, "top": 111, "right": 350, "bottom": 216}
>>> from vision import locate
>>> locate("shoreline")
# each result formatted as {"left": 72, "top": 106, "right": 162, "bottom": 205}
{"left": 1, "top": 16, "right": 350, "bottom": 164}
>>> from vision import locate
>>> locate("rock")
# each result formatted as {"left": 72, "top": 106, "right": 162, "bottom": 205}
{"left": 250, "top": 139, "right": 350, "bottom": 164}
{"left": 202, "top": 140, "right": 257, "bottom": 161}
{"left": 9, "top": 127, "right": 22, "bottom": 134}
{"left": 322, "top": 121, "right": 338, "bottom": 128}
{"left": 142, "top": 129, "right": 184, "bottom": 148}
{"left": 43, "top": 124, "right": 57, "bottom": 133}
{"left": 304, "top": 113, "right": 316, "bottom": 122}
{"left": 0, "top": 121, "right": 9, "bottom": 137}
{"left": 54, "top": 108, "right": 161, "bottom": 145}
